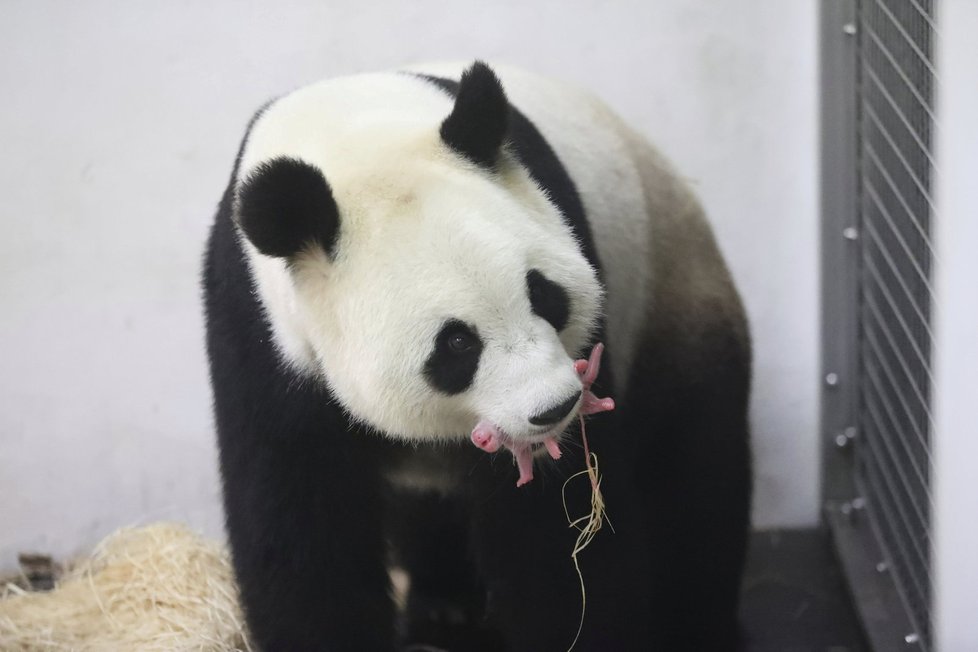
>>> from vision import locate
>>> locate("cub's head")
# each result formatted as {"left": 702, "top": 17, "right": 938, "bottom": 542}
{"left": 234, "top": 62, "right": 602, "bottom": 447}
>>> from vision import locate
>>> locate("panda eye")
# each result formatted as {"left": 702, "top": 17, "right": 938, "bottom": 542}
{"left": 425, "top": 320, "right": 484, "bottom": 395}
{"left": 435, "top": 321, "right": 482, "bottom": 357}
{"left": 448, "top": 331, "right": 475, "bottom": 353}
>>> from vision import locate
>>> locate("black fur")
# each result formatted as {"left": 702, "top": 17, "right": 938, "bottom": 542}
{"left": 629, "top": 309, "right": 752, "bottom": 650}
{"left": 526, "top": 268, "right": 570, "bottom": 332}
{"left": 424, "top": 320, "right": 483, "bottom": 395}
{"left": 236, "top": 156, "right": 340, "bottom": 258}
{"left": 205, "top": 63, "right": 751, "bottom": 652}
{"left": 439, "top": 62, "right": 509, "bottom": 168}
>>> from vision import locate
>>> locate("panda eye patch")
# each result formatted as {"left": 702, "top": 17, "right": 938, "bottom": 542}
{"left": 425, "top": 320, "right": 483, "bottom": 394}
{"left": 527, "top": 269, "right": 570, "bottom": 332}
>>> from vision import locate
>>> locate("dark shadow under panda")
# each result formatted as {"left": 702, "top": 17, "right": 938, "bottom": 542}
{"left": 203, "top": 61, "right": 751, "bottom": 651}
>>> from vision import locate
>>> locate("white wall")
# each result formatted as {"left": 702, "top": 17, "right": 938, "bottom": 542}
{"left": 932, "top": 1, "right": 978, "bottom": 648}
{"left": 0, "top": 0, "right": 818, "bottom": 568}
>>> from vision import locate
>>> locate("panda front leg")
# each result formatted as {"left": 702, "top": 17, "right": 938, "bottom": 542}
{"left": 629, "top": 326, "right": 753, "bottom": 651}
{"left": 465, "top": 420, "right": 652, "bottom": 652}
{"left": 216, "top": 383, "right": 396, "bottom": 651}
{"left": 387, "top": 488, "right": 507, "bottom": 651}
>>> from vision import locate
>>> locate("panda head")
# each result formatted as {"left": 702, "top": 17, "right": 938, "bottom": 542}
{"left": 234, "top": 62, "right": 603, "bottom": 447}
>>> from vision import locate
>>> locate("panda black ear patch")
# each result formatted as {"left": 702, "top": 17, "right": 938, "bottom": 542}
{"left": 236, "top": 157, "right": 340, "bottom": 259}
{"left": 439, "top": 61, "right": 509, "bottom": 168}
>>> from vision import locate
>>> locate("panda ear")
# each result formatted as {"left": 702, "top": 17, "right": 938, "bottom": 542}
{"left": 235, "top": 157, "right": 340, "bottom": 259}
{"left": 440, "top": 61, "right": 509, "bottom": 168}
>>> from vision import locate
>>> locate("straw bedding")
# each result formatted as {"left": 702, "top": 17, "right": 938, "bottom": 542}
{"left": 0, "top": 523, "right": 252, "bottom": 651}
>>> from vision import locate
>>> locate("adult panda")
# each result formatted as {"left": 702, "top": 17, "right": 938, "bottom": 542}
{"left": 203, "top": 61, "right": 751, "bottom": 651}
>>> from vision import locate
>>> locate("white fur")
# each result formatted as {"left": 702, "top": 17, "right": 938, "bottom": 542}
{"left": 238, "top": 71, "right": 603, "bottom": 443}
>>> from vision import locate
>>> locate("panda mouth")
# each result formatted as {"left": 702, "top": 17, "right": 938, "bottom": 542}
{"left": 468, "top": 343, "right": 615, "bottom": 488}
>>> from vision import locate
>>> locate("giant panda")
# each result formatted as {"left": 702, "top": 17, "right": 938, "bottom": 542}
{"left": 203, "top": 61, "right": 751, "bottom": 652}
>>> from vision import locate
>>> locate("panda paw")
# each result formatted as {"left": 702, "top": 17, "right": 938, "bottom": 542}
{"left": 402, "top": 592, "right": 504, "bottom": 652}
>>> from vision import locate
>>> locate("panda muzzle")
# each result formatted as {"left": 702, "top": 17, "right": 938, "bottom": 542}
{"left": 469, "top": 343, "right": 615, "bottom": 487}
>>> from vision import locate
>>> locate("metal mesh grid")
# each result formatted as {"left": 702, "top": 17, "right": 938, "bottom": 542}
{"left": 854, "top": 0, "right": 936, "bottom": 646}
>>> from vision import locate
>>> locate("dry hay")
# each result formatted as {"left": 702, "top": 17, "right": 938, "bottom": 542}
{"left": 0, "top": 523, "right": 252, "bottom": 651}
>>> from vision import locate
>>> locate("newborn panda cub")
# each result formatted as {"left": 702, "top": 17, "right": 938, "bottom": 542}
{"left": 204, "top": 61, "right": 752, "bottom": 652}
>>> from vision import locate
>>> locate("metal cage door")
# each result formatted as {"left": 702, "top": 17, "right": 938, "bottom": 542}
{"left": 821, "top": 1, "right": 937, "bottom": 650}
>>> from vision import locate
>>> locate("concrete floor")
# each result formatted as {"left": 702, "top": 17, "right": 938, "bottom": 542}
{"left": 741, "top": 528, "right": 866, "bottom": 652}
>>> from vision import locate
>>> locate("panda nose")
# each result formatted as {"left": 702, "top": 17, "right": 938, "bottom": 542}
{"left": 529, "top": 392, "right": 581, "bottom": 426}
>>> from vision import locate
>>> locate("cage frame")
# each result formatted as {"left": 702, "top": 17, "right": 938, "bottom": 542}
{"left": 820, "top": 0, "right": 932, "bottom": 649}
